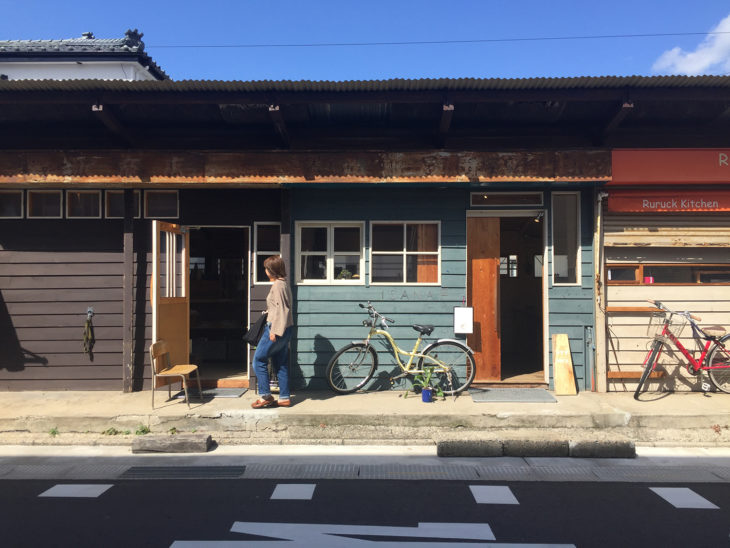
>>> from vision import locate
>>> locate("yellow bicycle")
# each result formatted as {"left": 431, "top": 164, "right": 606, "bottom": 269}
{"left": 326, "top": 302, "right": 476, "bottom": 395}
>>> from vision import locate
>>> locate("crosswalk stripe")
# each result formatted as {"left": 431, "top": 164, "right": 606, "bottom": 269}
{"left": 469, "top": 485, "right": 519, "bottom": 505}
{"left": 650, "top": 487, "right": 719, "bottom": 509}
{"left": 271, "top": 483, "right": 316, "bottom": 500}
{"left": 38, "top": 484, "right": 113, "bottom": 498}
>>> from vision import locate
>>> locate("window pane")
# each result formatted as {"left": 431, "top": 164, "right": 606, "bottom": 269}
{"left": 372, "top": 224, "right": 403, "bottom": 251}
{"left": 146, "top": 191, "right": 178, "bottom": 218}
{"left": 607, "top": 267, "right": 637, "bottom": 282}
{"left": 372, "top": 255, "right": 403, "bottom": 282}
{"left": 28, "top": 191, "right": 61, "bottom": 218}
{"left": 257, "top": 224, "right": 280, "bottom": 251}
{"left": 553, "top": 194, "right": 578, "bottom": 283}
{"left": 301, "top": 255, "right": 326, "bottom": 279}
{"left": 471, "top": 193, "right": 543, "bottom": 206}
{"left": 106, "top": 191, "right": 140, "bottom": 218}
{"left": 67, "top": 191, "right": 100, "bottom": 218}
{"left": 406, "top": 255, "right": 438, "bottom": 283}
{"left": 334, "top": 255, "right": 360, "bottom": 280}
{"left": 301, "top": 227, "right": 327, "bottom": 252}
{"left": 406, "top": 224, "right": 438, "bottom": 252}
{"left": 334, "top": 226, "right": 360, "bottom": 252}
{"left": 0, "top": 191, "right": 22, "bottom": 217}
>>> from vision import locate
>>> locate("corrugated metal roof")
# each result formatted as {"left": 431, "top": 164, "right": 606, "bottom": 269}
{"left": 0, "top": 74, "right": 730, "bottom": 92}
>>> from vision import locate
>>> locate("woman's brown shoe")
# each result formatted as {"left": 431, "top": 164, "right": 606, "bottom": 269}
{"left": 277, "top": 399, "right": 292, "bottom": 407}
{"left": 251, "top": 396, "right": 277, "bottom": 409}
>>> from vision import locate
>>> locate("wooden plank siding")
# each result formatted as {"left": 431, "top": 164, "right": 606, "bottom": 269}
{"left": 547, "top": 190, "right": 596, "bottom": 391}
{"left": 0, "top": 221, "right": 130, "bottom": 390}
{"left": 290, "top": 187, "right": 467, "bottom": 390}
{"left": 605, "top": 285, "right": 730, "bottom": 392}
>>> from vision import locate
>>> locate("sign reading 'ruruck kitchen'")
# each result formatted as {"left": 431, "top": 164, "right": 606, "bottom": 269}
{"left": 608, "top": 190, "right": 730, "bottom": 212}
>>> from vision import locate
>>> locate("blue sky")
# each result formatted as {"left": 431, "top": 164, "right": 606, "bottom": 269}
{"left": 2, "top": 0, "right": 730, "bottom": 81}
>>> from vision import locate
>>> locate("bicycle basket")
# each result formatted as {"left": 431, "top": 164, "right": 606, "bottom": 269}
{"left": 647, "top": 311, "right": 687, "bottom": 338}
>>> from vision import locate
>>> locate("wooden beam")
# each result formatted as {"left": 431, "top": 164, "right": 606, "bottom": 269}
{"left": 603, "top": 101, "right": 634, "bottom": 135}
{"left": 438, "top": 103, "right": 454, "bottom": 148}
{"left": 92, "top": 104, "right": 134, "bottom": 146}
{"left": 122, "top": 189, "right": 134, "bottom": 393}
{"left": 268, "top": 105, "right": 290, "bottom": 148}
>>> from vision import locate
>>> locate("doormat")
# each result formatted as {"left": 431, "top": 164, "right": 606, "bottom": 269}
{"left": 172, "top": 388, "right": 248, "bottom": 399}
{"left": 469, "top": 388, "right": 557, "bottom": 403}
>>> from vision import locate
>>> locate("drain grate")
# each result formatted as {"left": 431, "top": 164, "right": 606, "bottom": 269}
{"left": 119, "top": 466, "right": 246, "bottom": 480}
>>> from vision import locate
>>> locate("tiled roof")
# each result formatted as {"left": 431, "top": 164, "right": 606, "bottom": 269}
{"left": 0, "top": 30, "right": 168, "bottom": 80}
{"left": 0, "top": 74, "right": 728, "bottom": 90}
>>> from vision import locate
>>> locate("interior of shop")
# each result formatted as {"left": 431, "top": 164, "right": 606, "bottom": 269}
{"left": 189, "top": 227, "right": 249, "bottom": 383}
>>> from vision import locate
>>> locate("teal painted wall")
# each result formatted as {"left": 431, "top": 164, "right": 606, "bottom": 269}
{"left": 289, "top": 186, "right": 596, "bottom": 392}
{"left": 546, "top": 189, "right": 596, "bottom": 391}
{"left": 290, "top": 187, "right": 467, "bottom": 390}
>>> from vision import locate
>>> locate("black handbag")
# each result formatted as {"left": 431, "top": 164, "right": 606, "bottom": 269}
{"left": 243, "top": 312, "right": 268, "bottom": 345}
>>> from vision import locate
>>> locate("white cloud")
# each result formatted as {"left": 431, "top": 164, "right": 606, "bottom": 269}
{"left": 652, "top": 14, "right": 730, "bottom": 75}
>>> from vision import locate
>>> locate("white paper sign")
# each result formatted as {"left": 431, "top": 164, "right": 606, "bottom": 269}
{"left": 453, "top": 307, "right": 473, "bottom": 334}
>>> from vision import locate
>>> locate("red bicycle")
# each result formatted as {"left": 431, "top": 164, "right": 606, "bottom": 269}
{"left": 634, "top": 300, "right": 730, "bottom": 400}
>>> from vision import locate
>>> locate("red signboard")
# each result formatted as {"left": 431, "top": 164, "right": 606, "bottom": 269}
{"left": 612, "top": 149, "right": 730, "bottom": 185}
{"left": 608, "top": 189, "right": 730, "bottom": 212}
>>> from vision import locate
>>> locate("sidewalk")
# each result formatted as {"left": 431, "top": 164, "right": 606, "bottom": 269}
{"left": 1, "top": 389, "right": 729, "bottom": 449}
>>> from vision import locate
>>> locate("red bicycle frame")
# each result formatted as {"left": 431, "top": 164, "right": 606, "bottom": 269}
{"left": 650, "top": 318, "right": 717, "bottom": 374}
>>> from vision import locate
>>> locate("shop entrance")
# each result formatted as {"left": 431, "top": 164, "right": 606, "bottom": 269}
{"left": 188, "top": 226, "right": 249, "bottom": 386}
{"left": 467, "top": 214, "right": 545, "bottom": 384}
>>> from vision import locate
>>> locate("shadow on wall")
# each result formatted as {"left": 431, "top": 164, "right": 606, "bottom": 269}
{"left": 0, "top": 291, "right": 48, "bottom": 372}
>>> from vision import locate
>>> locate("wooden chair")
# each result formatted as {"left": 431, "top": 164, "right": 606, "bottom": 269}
{"left": 149, "top": 340, "right": 202, "bottom": 408}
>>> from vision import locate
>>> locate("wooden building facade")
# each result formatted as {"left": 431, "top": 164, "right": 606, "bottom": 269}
{"left": 1, "top": 77, "right": 729, "bottom": 393}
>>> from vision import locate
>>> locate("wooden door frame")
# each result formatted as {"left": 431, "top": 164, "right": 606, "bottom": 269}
{"left": 466, "top": 210, "right": 549, "bottom": 382}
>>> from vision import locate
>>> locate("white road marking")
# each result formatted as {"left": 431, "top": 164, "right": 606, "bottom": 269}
{"left": 650, "top": 487, "right": 719, "bottom": 509}
{"left": 172, "top": 520, "right": 575, "bottom": 546}
{"left": 38, "top": 484, "right": 113, "bottom": 498}
{"left": 470, "top": 485, "right": 519, "bottom": 505}
{"left": 270, "top": 483, "right": 316, "bottom": 500}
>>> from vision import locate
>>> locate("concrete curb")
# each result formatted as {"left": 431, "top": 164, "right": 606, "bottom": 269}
{"left": 436, "top": 439, "right": 636, "bottom": 458}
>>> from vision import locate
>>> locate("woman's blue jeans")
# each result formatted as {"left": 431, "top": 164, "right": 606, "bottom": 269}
{"left": 252, "top": 324, "right": 292, "bottom": 400}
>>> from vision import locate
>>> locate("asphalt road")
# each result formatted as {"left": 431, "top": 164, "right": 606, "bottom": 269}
{"left": 3, "top": 478, "right": 730, "bottom": 547}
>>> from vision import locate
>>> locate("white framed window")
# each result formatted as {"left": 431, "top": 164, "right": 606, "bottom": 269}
{"left": 27, "top": 190, "right": 62, "bottom": 218}
{"left": 370, "top": 221, "right": 440, "bottom": 285}
{"left": 0, "top": 190, "right": 23, "bottom": 218}
{"left": 106, "top": 190, "right": 141, "bottom": 218}
{"left": 144, "top": 190, "right": 179, "bottom": 218}
{"left": 66, "top": 190, "right": 101, "bottom": 218}
{"left": 296, "top": 222, "right": 364, "bottom": 285}
{"left": 551, "top": 192, "right": 581, "bottom": 285}
{"left": 254, "top": 222, "right": 281, "bottom": 284}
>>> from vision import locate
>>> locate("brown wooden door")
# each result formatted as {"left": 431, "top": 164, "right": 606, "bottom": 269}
{"left": 151, "top": 221, "right": 190, "bottom": 385}
{"left": 467, "top": 217, "right": 501, "bottom": 381}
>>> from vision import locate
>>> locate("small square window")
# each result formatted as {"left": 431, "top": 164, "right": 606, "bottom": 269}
{"left": 371, "top": 222, "right": 440, "bottom": 285}
{"left": 0, "top": 190, "right": 23, "bottom": 218}
{"left": 296, "top": 222, "right": 364, "bottom": 284}
{"left": 145, "top": 190, "right": 178, "bottom": 218}
{"left": 106, "top": 190, "right": 141, "bottom": 218}
{"left": 67, "top": 191, "right": 101, "bottom": 218}
{"left": 28, "top": 190, "right": 62, "bottom": 218}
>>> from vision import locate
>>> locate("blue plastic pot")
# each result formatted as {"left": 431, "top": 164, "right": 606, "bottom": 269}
{"left": 421, "top": 387, "right": 433, "bottom": 402}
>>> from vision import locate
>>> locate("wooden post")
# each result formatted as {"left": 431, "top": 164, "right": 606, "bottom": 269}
{"left": 122, "top": 189, "right": 134, "bottom": 392}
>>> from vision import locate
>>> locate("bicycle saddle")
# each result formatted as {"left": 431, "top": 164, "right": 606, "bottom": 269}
{"left": 412, "top": 324, "right": 434, "bottom": 336}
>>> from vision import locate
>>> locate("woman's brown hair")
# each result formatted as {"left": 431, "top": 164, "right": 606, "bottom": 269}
{"left": 263, "top": 255, "right": 287, "bottom": 279}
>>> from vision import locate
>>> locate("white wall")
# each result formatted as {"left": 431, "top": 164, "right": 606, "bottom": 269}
{"left": 0, "top": 61, "right": 158, "bottom": 81}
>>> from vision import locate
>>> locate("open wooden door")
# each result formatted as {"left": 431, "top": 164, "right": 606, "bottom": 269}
{"left": 467, "top": 217, "right": 501, "bottom": 381}
{"left": 151, "top": 221, "right": 190, "bottom": 386}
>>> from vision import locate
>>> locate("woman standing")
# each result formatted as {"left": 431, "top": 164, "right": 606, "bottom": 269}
{"left": 251, "top": 255, "right": 294, "bottom": 408}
